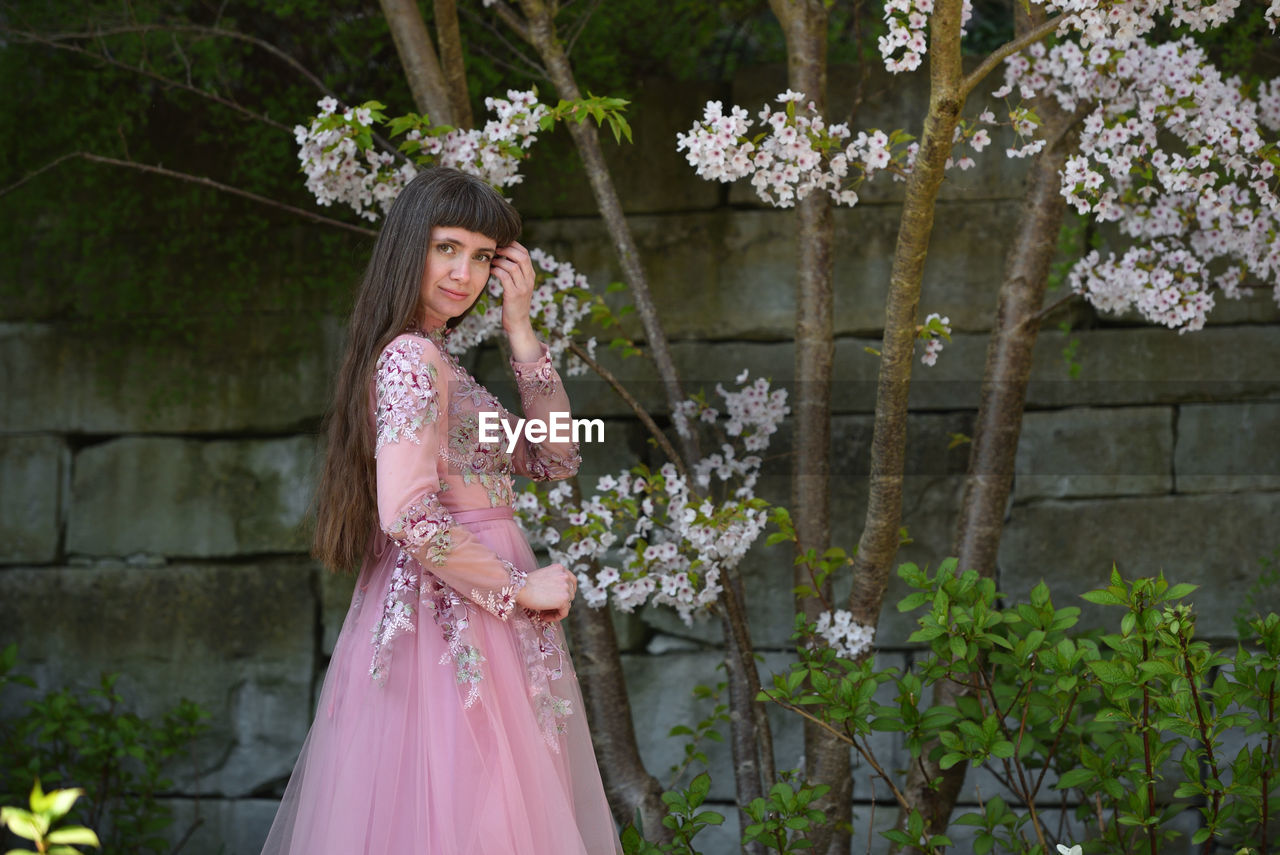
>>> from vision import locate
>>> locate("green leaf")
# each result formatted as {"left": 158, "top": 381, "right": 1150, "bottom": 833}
{"left": 1, "top": 809, "right": 42, "bottom": 842}
{"left": 938, "top": 752, "right": 967, "bottom": 770}
{"left": 45, "top": 827, "right": 100, "bottom": 847}
{"left": 1056, "top": 768, "right": 1095, "bottom": 789}
{"left": 1088, "top": 660, "right": 1128, "bottom": 684}
{"left": 1081, "top": 589, "right": 1126, "bottom": 606}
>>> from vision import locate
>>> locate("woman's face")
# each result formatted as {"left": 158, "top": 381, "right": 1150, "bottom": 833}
{"left": 417, "top": 226, "right": 498, "bottom": 327}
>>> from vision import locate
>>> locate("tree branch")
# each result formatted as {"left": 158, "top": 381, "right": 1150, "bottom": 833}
{"left": 15, "top": 23, "right": 340, "bottom": 101}
{"left": 960, "top": 13, "right": 1067, "bottom": 99}
{"left": 3, "top": 27, "right": 293, "bottom": 132}
{"left": 564, "top": 339, "right": 688, "bottom": 482}
{"left": 564, "top": 0, "right": 604, "bottom": 58}
{"left": 1, "top": 151, "right": 377, "bottom": 237}
{"left": 482, "top": 0, "right": 533, "bottom": 45}
{"left": 378, "top": 0, "right": 455, "bottom": 123}
{"left": 458, "top": 5, "right": 548, "bottom": 81}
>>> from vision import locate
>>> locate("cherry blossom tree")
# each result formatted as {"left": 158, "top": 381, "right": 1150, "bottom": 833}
{"left": 677, "top": 0, "right": 1278, "bottom": 849}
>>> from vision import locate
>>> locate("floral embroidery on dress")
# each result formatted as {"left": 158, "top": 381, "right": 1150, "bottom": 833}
{"left": 375, "top": 338, "right": 440, "bottom": 456}
{"left": 515, "top": 612, "right": 573, "bottom": 750}
{"left": 369, "top": 551, "right": 419, "bottom": 684}
{"left": 512, "top": 346, "right": 560, "bottom": 400}
{"left": 422, "top": 572, "right": 486, "bottom": 707}
{"left": 385, "top": 492, "right": 453, "bottom": 566}
{"left": 522, "top": 441, "right": 583, "bottom": 482}
{"left": 443, "top": 411, "right": 517, "bottom": 507}
{"left": 470, "top": 559, "right": 528, "bottom": 620}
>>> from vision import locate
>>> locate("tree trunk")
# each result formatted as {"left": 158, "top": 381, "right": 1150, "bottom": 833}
{"left": 888, "top": 7, "right": 1084, "bottom": 851}
{"left": 767, "top": 1, "right": 848, "bottom": 852}
{"left": 509, "top": 0, "right": 747, "bottom": 837}
{"left": 566, "top": 572, "right": 669, "bottom": 836}
{"left": 378, "top": 0, "right": 455, "bottom": 124}
{"left": 433, "top": 0, "right": 474, "bottom": 129}
{"left": 517, "top": 0, "right": 697, "bottom": 463}
{"left": 847, "top": 0, "right": 966, "bottom": 629}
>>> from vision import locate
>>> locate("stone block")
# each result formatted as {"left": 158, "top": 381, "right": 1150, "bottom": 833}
{"left": 1175, "top": 402, "right": 1280, "bottom": 493}
{"left": 0, "top": 560, "right": 316, "bottom": 797}
{"left": 67, "top": 436, "right": 319, "bottom": 559}
{"left": 1015, "top": 407, "right": 1174, "bottom": 500}
{"left": 998, "top": 493, "right": 1280, "bottom": 640}
{"left": 0, "top": 317, "right": 343, "bottom": 434}
{"left": 523, "top": 202, "right": 1020, "bottom": 343}
{"left": 0, "top": 435, "right": 66, "bottom": 563}
{"left": 513, "top": 322, "right": 1280, "bottom": 426}
{"left": 159, "top": 797, "right": 281, "bottom": 855}
{"left": 1027, "top": 326, "right": 1280, "bottom": 408}
{"left": 320, "top": 569, "right": 358, "bottom": 658}
{"left": 621, "top": 650, "right": 804, "bottom": 802}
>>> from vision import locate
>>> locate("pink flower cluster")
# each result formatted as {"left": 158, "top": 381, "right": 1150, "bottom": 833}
{"left": 878, "top": 0, "right": 972, "bottom": 74}
{"left": 294, "top": 90, "right": 548, "bottom": 222}
{"left": 515, "top": 374, "right": 790, "bottom": 623}
{"left": 918, "top": 312, "right": 952, "bottom": 366}
{"left": 293, "top": 98, "right": 416, "bottom": 222}
{"left": 997, "top": 36, "right": 1279, "bottom": 331}
{"left": 676, "top": 94, "right": 917, "bottom": 209}
{"left": 815, "top": 609, "right": 876, "bottom": 660}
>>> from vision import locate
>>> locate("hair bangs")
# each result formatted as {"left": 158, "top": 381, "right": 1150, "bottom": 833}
{"left": 431, "top": 173, "right": 522, "bottom": 247}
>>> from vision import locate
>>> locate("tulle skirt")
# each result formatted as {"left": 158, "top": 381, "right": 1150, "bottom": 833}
{"left": 259, "top": 508, "right": 622, "bottom": 854}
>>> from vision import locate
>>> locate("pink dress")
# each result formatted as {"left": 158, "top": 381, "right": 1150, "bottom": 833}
{"left": 260, "top": 325, "right": 621, "bottom": 855}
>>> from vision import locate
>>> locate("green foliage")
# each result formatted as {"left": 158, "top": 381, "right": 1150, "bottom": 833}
{"left": 0, "top": 645, "right": 211, "bottom": 855}
{"left": 765, "top": 506, "right": 856, "bottom": 603}
{"left": 754, "top": 563, "right": 1280, "bottom": 855}
{"left": 2, "top": 780, "right": 100, "bottom": 855}
{"left": 621, "top": 681, "right": 728, "bottom": 855}
{"left": 665, "top": 680, "right": 730, "bottom": 789}
{"left": 1234, "top": 548, "right": 1280, "bottom": 638}
{"left": 741, "top": 773, "right": 831, "bottom": 853}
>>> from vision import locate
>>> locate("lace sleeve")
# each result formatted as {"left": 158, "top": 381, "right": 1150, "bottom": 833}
{"left": 509, "top": 341, "right": 582, "bottom": 481}
{"left": 371, "top": 336, "right": 529, "bottom": 681}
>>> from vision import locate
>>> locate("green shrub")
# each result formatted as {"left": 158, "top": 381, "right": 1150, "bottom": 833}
{"left": 0, "top": 645, "right": 210, "bottom": 854}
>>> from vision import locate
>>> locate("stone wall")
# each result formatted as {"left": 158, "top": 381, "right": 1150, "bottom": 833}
{"left": 2, "top": 64, "right": 1278, "bottom": 855}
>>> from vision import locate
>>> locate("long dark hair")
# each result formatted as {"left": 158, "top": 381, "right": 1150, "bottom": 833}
{"left": 314, "top": 168, "right": 522, "bottom": 573}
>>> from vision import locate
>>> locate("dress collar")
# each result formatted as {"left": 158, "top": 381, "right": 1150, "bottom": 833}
{"left": 406, "top": 321, "right": 449, "bottom": 347}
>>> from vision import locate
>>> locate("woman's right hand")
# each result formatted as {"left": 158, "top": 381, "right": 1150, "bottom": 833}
{"left": 516, "top": 562, "right": 577, "bottom": 621}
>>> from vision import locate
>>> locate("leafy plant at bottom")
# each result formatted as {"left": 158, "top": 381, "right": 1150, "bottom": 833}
{"left": 0, "top": 645, "right": 211, "bottom": 855}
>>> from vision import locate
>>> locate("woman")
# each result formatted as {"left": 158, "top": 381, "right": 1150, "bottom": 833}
{"left": 260, "top": 167, "right": 622, "bottom": 854}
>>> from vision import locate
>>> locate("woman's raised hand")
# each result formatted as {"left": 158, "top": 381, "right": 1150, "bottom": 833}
{"left": 490, "top": 240, "right": 536, "bottom": 332}
{"left": 515, "top": 561, "right": 577, "bottom": 622}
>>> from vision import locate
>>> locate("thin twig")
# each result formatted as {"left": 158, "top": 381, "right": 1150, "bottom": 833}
{"left": 1, "top": 151, "right": 378, "bottom": 237}
{"left": 22, "top": 24, "right": 338, "bottom": 99}
{"left": 1180, "top": 639, "right": 1221, "bottom": 852}
{"left": 459, "top": 5, "right": 547, "bottom": 80}
{"left": 960, "top": 13, "right": 1067, "bottom": 99}
{"left": 4, "top": 24, "right": 405, "bottom": 160}
{"left": 1024, "top": 290, "right": 1081, "bottom": 328}
{"left": 565, "top": 339, "right": 688, "bottom": 481}
{"left": 764, "top": 691, "right": 917, "bottom": 815}
{"left": 564, "top": 0, "right": 604, "bottom": 58}
{"left": 479, "top": 0, "right": 532, "bottom": 44}
{"left": 1030, "top": 687, "right": 1081, "bottom": 801}
{"left": 1141, "top": 637, "right": 1158, "bottom": 855}
{"left": 5, "top": 29, "right": 293, "bottom": 132}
